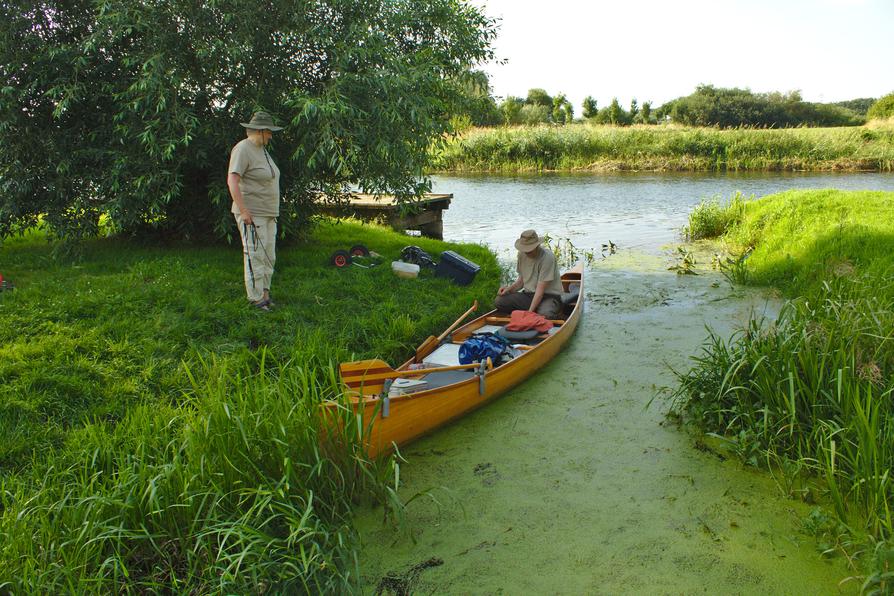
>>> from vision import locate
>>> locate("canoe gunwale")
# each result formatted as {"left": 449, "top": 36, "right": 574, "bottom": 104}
{"left": 328, "top": 265, "right": 584, "bottom": 456}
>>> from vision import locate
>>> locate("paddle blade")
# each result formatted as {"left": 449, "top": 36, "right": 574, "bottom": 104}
{"left": 340, "top": 358, "right": 394, "bottom": 396}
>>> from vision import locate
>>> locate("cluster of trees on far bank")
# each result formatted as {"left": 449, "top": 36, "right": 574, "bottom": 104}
{"left": 463, "top": 76, "right": 894, "bottom": 130}
{"left": 657, "top": 85, "right": 865, "bottom": 128}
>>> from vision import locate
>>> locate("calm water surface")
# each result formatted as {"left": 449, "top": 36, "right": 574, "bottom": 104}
{"left": 431, "top": 172, "right": 894, "bottom": 253}
{"left": 356, "top": 172, "right": 892, "bottom": 592}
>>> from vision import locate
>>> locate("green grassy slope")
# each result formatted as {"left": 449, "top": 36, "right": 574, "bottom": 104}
{"left": 0, "top": 220, "right": 499, "bottom": 592}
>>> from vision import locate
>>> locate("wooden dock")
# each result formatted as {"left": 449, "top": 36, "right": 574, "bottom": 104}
{"left": 320, "top": 193, "right": 452, "bottom": 239}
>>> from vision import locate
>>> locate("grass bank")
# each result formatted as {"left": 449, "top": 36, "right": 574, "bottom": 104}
{"left": 0, "top": 221, "right": 499, "bottom": 592}
{"left": 433, "top": 124, "right": 894, "bottom": 172}
{"left": 670, "top": 189, "right": 894, "bottom": 590}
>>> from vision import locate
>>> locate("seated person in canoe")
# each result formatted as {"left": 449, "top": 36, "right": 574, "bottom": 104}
{"left": 495, "top": 229, "right": 563, "bottom": 319}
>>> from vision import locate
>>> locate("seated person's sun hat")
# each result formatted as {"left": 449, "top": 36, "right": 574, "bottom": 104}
{"left": 240, "top": 111, "right": 284, "bottom": 131}
{"left": 515, "top": 229, "right": 542, "bottom": 252}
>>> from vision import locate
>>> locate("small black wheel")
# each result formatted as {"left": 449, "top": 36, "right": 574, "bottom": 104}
{"left": 330, "top": 250, "right": 352, "bottom": 268}
{"left": 350, "top": 244, "right": 370, "bottom": 257}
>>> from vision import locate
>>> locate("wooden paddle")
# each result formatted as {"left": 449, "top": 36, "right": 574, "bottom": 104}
{"left": 414, "top": 300, "right": 479, "bottom": 362}
{"left": 340, "top": 357, "right": 492, "bottom": 397}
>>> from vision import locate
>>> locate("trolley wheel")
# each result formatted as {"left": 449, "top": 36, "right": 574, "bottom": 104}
{"left": 350, "top": 244, "right": 370, "bottom": 257}
{"left": 330, "top": 250, "right": 352, "bottom": 268}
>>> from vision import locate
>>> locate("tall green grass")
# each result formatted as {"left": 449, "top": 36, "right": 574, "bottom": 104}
{"left": 682, "top": 191, "right": 748, "bottom": 241}
{"left": 1, "top": 350, "right": 391, "bottom": 592}
{"left": 433, "top": 124, "right": 894, "bottom": 172}
{"left": 0, "top": 220, "right": 499, "bottom": 591}
{"left": 671, "top": 189, "right": 894, "bottom": 586}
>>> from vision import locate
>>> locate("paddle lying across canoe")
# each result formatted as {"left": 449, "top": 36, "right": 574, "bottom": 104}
{"left": 323, "top": 265, "right": 584, "bottom": 457}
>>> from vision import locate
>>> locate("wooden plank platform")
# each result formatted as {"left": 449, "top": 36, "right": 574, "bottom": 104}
{"left": 319, "top": 193, "right": 452, "bottom": 239}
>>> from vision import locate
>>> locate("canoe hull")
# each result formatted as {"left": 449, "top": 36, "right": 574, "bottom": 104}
{"left": 329, "top": 267, "right": 583, "bottom": 458}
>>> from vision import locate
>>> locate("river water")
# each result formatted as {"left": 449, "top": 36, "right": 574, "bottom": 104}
{"left": 356, "top": 173, "right": 894, "bottom": 594}
{"left": 434, "top": 171, "right": 894, "bottom": 257}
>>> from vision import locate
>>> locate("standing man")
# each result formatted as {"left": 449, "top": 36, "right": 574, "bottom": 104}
{"left": 495, "top": 229, "right": 564, "bottom": 319}
{"left": 227, "top": 111, "right": 283, "bottom": 311}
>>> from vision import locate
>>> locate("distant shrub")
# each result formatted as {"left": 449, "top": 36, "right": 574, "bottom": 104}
{"left": 832, "top": 97, "right": 876, "bottom": 116}
{"left": 526, "top": 88, "right": 553, "bottom": 107}
{"left": 868, "top": 93, "right": 894, "bottom": 121}
{"left": 582, "top": 96, "right": 598, "bottom": 119}
{"left": 660, "top": 85, "right": 862, "bottom": 128}
{"left": 499, "top": 96, "right": 525, "bottom": 125}
{"left": 519, "top": 104, "right": 551, "bottom": 125}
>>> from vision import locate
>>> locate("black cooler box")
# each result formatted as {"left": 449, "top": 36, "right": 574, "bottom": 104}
{"left": 436, "top": 250, "right": 480, "bottom": 285}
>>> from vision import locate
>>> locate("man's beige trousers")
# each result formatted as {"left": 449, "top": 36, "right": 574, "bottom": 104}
{"left": 235, "top": 214, "right": 276, "bottom": 303}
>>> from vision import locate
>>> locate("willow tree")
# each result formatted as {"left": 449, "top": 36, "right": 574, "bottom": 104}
{"left": 0, "top": 0, "right": 496, "bottom": 241}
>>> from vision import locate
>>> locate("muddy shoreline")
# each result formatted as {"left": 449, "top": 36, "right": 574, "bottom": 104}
{"left": 355, "top": 251, "right": 854, "bottom": 594}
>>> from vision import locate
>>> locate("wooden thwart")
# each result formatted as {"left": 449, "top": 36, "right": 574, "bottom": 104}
{"left": 483, "top": 316, "right": 565, "bottom": 325}
{"left": 340, "top": 357, "right": 493, "bottom": 397}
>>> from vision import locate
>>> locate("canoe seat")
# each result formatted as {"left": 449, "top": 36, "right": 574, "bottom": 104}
{"left": 419, "top": 370, "right": 476, "bottom": 389}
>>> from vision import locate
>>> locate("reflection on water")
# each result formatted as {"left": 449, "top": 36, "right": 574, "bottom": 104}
{"left": 432, "top": 171, "right": 894, "bottom": 255}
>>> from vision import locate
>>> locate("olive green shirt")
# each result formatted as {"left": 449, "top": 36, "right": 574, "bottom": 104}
{"left": 229, "top": 138, "right": 280, "bottom": 217}
{"left": 517, "top": 247, "right": 563, "bottom": 295}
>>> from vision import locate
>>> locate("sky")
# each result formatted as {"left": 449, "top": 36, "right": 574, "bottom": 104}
{"left": 470, "top": 0, "right": 894, "bottom": 112}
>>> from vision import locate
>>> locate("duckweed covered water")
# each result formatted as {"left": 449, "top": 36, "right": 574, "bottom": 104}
{"left": 355, "top": 252, "right": 854, "bottom": 594}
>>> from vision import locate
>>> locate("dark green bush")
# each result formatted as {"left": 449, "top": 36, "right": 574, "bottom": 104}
{"left": 868, "top": 93, "right": 894, "bottom": 121}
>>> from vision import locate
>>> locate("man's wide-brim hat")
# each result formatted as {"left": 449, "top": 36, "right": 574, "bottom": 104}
{"left": 515, "top": 229, "right": 542, "bottom": 252}
{"left": 240, "top": 111, "right": 284, "bottom": 131}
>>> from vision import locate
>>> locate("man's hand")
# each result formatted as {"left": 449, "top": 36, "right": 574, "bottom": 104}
{"left": 242, "top": 209, "right": 254, "bottom": 226}
{"left": 497, "top": 285, "right": 508, "bottom": 296}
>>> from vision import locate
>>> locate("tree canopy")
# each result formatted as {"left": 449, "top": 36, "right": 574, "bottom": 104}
{"left": 0, "top": 0, "right": 496, "bottom": 242}
{"left": 657, "top": 85, "right": 863, "bottom": 129}
{"left": 867, "top": 93, "right": 894, "bottom": 121}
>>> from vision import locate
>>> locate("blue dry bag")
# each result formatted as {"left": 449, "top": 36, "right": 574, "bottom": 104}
{"left": 458, "top": 332, "right": 508, "bottom": 365}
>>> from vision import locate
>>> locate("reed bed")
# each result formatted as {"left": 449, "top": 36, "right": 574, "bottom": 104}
{"left": 671, "top": 189, "right": 894, "bottom": 587}
{"left": 434, "top": 124, "right": 894, "bottom": 172}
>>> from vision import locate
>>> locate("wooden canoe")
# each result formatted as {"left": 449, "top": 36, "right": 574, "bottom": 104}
{"left": 324, "top": 265, "right": 584, "bottom": 458}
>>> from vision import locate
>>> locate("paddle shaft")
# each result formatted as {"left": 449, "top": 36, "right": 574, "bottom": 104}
{"left": 385, "top": 360, "right": 490, "bottom": 380}
{"left": 415, "top": 300, "right": 479, "bottom": 362}
{"left": 437, "top": 300, "right": 478, "bottom": 342}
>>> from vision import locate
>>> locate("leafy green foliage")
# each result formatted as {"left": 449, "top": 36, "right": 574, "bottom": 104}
{"left": 608, "top": 97, "right": 626, "bottom": 125}
{"left": 659, "top": 85, "right": 863, "bottom": 128}
{"left": 832, "top": 97, "right": 877, "bottom": 116}
{"left": 519, "top": 104, "right": 551, "bottom": 125}
{"left": 868, "top": 93, "right": 894, "bottom": 121}
{"left": 589, "top": 97, "right": 632, "bottom": 125}
{"left": 499, "top": 95, "right": 525, "bottom": 125}
{"left": 0, "top": 0, "right": 496, "bottom": 242}
{"left": 457, "top": 70, "right": 502, "bottom": 126}
{"left": 525, "top": 88, "right": 553, "bottom": 108}
{"left": 582, "top": 96, "right": 598, "bottom": 119}
{"left": 551, "top": 93, "right": 573, "bottom": 124}
{"left": 640, "top": 101, "right": 652, "bottom": 124}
